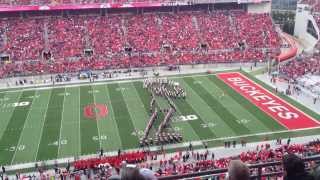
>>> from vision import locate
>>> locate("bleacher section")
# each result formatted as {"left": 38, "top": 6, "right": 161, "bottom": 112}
{"left": 0, "top": 11, "right": 281, "bottom": 78}
{"left": 7, "top": 140, "right": 320, "bottom": 179}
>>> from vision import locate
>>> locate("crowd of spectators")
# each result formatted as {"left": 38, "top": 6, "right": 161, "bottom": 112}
{"left": 0, "top": 11, "right": 281, "bottom": 78}
{"left": 1, "top": 18, "right": 44, "bottom": 61}
{"left": 195, "top": 12, "right": 238, "bottom": 50}
{"left": 160, "top": 13, "right": 200, "bottom": 51}
{"left": 48, "top": 16, "right": 86, "bottom": 59}
{"left": 126, "top": 14, "right": 160, "bottom": 52}
{"left": 280, "top": 54, "right": 320, "bottom": 80}
{"left": 0, "top": 0, "right": 170, "bottom": 6}
{"left": 2, "top": 139, "right": 320, "bottom": 179}
{"left": 300, "top": 0, "right": 320, "bottom": 12}
{"left": 87, "top": 15, "right": 124, "bottom": 55}
{"left": 242, "top": 13, "right": 280, "bottom": 49}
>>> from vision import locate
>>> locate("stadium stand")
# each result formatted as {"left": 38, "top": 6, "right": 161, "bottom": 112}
{"left": 278, "top": 1, "right": 320, "bottom": 95}
{"left": 0, "top": 11, "right": 281, "bottom": 78}
{"left": 300, "top": 0, "right": 320, "bottom": 12}
{"left": 280, "top": 55, "right": 320, "bottom": 80}
{"left": 0, "top": 0, "right": 173, "bottom": 5}
{"left": 0, "top": 2, "right": 306, "bottom": 180}
{"left": 279, "top": 0, "right": 320, "bottom": 84}
{"left": 3, "top": 140, "right": 320, "bottom": 179}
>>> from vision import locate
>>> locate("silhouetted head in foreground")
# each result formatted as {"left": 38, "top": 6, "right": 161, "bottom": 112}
{"left": 121, "top": 167, "right": 145, "bottom": 180}
{"left": 283, "top": 153, "right": 314, "bottom": 180}
{"left": 227, "top": 160, "right": 250, "bottom": 180}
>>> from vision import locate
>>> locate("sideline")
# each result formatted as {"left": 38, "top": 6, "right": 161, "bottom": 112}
{"left": 6, "top": 126, "right": 320, "bottom": 172}
{"left": 0, "top": 63, "right": 260, "bottom": 93}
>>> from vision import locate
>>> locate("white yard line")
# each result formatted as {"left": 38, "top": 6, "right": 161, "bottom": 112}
{"left": 91, "top": 86, "right": 102, "bottom": 150}
{"left": 33, "top": 90, "right": 52, "bottom": 161}
{"left": 5, "top": 71, "right": 320, "bottom": 169}
{"left": 234, "top": 72, "right": 319, "bottom": 125}
{"left": 0, "top": 91, "right": 23, "bottom": 142}
{"left": 0, "top": 91, "right": 10, "bottom": 107}
{"left": 181, "top": 81, "right": 227, "bottom": 132}
{"left": 104, "top": 84, "right": 123, "bottom": 149}
{"left": 202, "top": 126, "right": 320, "bottom": 142}
{"left": 118, "top": 83, "right": 142, "bottom": 138}
{"left": 6, "top": 126, "right": 320, "bottom": 172}
{"left": 78, "top": 87, "right": 81, "bottom": 156}
{"left": 11, "top": 91, "right": 39, "bottom": 165}
{"left": 130, "top": 82, "right": 150, "bottom": 117}
{"left": 57, "top": 88, "right": 67, "bottom": 158}
{"left": 165, "top": 92, "right": 202, "bottom": 141}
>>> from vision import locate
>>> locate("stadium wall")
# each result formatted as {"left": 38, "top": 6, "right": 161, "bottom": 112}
{"left": 294, "top": 4, "right": 319, "bottom": 52}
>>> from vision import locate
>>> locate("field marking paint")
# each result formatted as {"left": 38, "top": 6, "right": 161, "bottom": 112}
{"left": 173, "top": 115, "right": 199, "bottom": 122}
{"left": 179, "top": 79, "right": 233, "bottom": 135}
{"left": 169, "top": 94, "right": 203, "bottom": 141}
{"left": 6, "top": 125, "right": 320, "bottom": 172}
{"left": 91, "top": 86, "right": 102, "bottom": 150}
{"left": 104, "top": 84, "right": 123, "bottom": 149}
{"left": 128, "top": 82, "right": 154, "bottom": 137}
{"left": 0, "top": 91, "right": 23, "bottom": 143}
{"left": 58, "top": 92, "right": 70, "bottom": 96}
{"left": 118, "top": 83, "right": 143, "bottom": 138}
{"left": 131, "top": 82, "right": 150, "bottom": 119}
{"left": 201, "top": 122, "right": 217, "bottom": 128}
{"left": 77, "top": 87, "right": 81, "bottom": 156}
{"left": 57, "top": 88, "right": 67, "bottom": 158}
{"left": 34, "top": 90, "right": 52, "bottom": 162}
{"left": 236, "top": 119, "right": 251, "bottom": 124}
{"left": 11, "top": 91, "right": 38, "bottom": 164}
{"left": 242, "top": 73, "right": 320, "bottom": 126}
{"left": 0, "top": 97, "right": 10, "bottom": 101}
{"left": 202, "top": 126, "right": 320, "bottom": 143}
{"left": 27, "top": 94, "right": 40, "bottom": 99}
{"left": 4, "top": 72, "right": 320, "bottom": 165}
{"left": 217, "top": 72, "right": 320, "bottom": 130}
{"left": 88, "top": 90, "right": 100, "bottom": 94}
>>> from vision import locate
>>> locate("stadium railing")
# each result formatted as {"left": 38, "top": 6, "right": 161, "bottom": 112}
{"left": 158, "top": 154, "right": 320, "bottom": 180}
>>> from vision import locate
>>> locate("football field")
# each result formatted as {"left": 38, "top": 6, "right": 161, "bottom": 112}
{"left": 0, "top": 72, "right": 319, "bottom": 166}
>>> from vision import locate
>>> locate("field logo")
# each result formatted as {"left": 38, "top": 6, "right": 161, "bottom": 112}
{"left": 83, "top": 103, "right": 108, "bottom": 120}
{"left": 217, "top": 72, "right": 320, "bottom": 130}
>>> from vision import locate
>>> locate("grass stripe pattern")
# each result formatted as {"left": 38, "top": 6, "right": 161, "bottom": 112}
{"left": 36, "top": 88, "right": 65, "bottom": 161}
{"left": 79, "top": 86, "right": 100, "bottom": 155}
{"left": 0, "top": 72, "right": 317, "bottom": 165}
{"left": 0, "top": 90, "right": 35, "bottom": 165}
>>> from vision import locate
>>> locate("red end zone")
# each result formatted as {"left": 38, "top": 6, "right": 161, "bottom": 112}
{"left": 217, "top": 72, "right": 320, "bottom": 130}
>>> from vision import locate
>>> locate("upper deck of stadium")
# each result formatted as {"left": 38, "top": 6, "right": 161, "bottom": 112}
{"left": 0, "top": 0, "right": 281, "bottom": 79}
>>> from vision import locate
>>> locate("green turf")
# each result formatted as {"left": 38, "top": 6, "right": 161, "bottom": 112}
{"left": 92, "top": 85, "right": 121, "bottom": 152}
{"left": 12, "top": 90, "right": 52, "bottom": 164}
{"left": 0, "top": 91, "right": 35, "bottom": 164}
{"left": 108, "top": 84, "right": 139, "bottom": 149}
{"left": 79, "top": 86, "right": 100, "bottom": 155}
{"left": 208, "top": 76, "right": 285, "bottom": 131}
{"left": 0, "top": 72, "right": 319, "bottom": 166}
{"left": 242, "top": 71, "right": 320, "bottom": 121}
{"left": 184, "top": 77, "right": 250, "bottom": 135}
{"left": 37, "top": 88, "right": 65, "bottom": 161}
{"left": 58, "top": 87, "right": 81, "bottom": 158}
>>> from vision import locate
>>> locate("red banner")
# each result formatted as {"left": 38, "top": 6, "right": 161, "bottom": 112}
{"left": 217, "top": 72, "right": 320, "bottom": 130}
